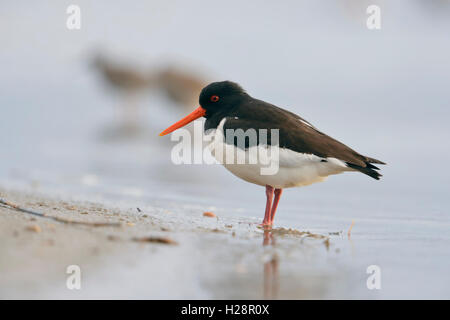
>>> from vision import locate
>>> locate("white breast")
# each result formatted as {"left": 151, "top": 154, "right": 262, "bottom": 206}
{"left": 205, "top": 118, "right": 351, "bottom": 189}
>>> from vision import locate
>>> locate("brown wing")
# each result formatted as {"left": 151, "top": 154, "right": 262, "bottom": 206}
{"left": 224, "top": 99, "right": 386, "bottom": 179}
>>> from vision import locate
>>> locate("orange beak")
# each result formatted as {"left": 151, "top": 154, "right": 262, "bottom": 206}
{"left": 159, "top": 106, "right": 206, "bottom": 136}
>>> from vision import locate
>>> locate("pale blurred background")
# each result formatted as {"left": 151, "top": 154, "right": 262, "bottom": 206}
{"left": 1, "top": 1, "right": 449, "bottom": 299}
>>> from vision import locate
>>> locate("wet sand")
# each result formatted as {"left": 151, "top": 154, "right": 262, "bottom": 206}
{"left": 0, "top": 185, "right": 343, "bottom": 299}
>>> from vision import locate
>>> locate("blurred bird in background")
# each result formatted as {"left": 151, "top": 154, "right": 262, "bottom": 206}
{"left": 91, "top": 52, "right": 208, "bottom": 140}
{"left": 155, "top": 66, "right": 208, "bottom": 112}
{"left": 92, "top": 53, "right": 154, "bottom": 138}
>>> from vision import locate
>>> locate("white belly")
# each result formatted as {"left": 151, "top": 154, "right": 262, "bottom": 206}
{"left": 205, "top": 118, "right": 351, "bottom": 189}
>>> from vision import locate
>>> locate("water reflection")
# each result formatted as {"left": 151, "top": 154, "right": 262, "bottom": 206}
{"left": 262, "top": 227, "right": 279, "bottom": 299}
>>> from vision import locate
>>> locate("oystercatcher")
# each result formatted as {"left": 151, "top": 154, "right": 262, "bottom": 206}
{"left": 160, "top": 81, "right": 385, "bottom": 226}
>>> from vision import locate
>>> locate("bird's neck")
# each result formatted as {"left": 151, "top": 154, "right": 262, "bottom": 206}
{"left": 204, "top": 111, "right": 229, "bottom": 132}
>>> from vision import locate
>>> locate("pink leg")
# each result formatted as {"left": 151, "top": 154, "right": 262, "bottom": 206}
{"left": 261, "top": 185, "right": 274, "bottom": 226}
{"left": 269, "top": 189, "right": 283, "bottom": 224}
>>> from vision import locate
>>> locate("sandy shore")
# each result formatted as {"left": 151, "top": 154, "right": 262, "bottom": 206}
{"left": 0, "top": 185, "right": 341, "bottom": 299}
{"left": 0, "top": 187, "right": 161, "bottom": 298}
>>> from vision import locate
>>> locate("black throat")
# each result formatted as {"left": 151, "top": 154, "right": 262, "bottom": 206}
{"left": 203, "top": 96, "right": 250, "bottom": 132}
{"left": 204, "top": 110, "right": 231, "bottom": 132}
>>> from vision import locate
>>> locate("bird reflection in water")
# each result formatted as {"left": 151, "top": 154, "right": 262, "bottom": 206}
{"left": 262, "top": 227, "right": 279, "bottom": 299}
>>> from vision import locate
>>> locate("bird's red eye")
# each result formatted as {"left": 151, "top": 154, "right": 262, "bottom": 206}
{"left": 210, "top": 95, "right": 219, "bottom": 102}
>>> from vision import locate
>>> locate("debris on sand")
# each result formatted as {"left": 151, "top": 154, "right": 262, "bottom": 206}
{"left": 203, "top": 211, "right": 216, "bottom": 218}
{"left": 107, "top": 235, "right": 121, "bottom": 241}
{"left": 0, "top": 198, "right": 121, "bottom": 228}
{"left": 26, "top": 225, "right": 41, "bottom": 233}
{"left": 132, "top": 236, "right": 177, "bottom": 245}
{"left": 197, "top": 227, "right": 226, "bottom": 233}
{"left": 269, "top": 227, "right": 332, "bottom": 250}
{"left": 270, "top": 227, "right": 328, "bottom": 240}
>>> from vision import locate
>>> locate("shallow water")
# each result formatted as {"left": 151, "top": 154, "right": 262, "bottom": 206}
{"left": 1, "top": 1, "right": 450, "bottom": 299}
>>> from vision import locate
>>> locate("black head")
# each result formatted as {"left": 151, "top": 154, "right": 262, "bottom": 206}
{"left": 199, "top": 81, "right": 247, "bottom": 118}
{"left": 159, "top": 81, "right": 248, "bottom": 136}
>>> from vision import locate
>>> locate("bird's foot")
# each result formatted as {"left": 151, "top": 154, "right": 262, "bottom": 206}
{"left": 259, "top": 221, "right": 273, "bottom": 229}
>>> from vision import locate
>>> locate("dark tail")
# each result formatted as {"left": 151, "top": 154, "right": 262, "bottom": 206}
{"left": 346, "top": 157, "right": 386, "bottom": 180}
{"left": 366, "top": 157, "right": 386, "bottom": 165}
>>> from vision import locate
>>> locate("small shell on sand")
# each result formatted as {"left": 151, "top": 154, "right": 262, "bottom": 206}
{"left": 203, "top": 211, "right": 216, "bottom": 218}
{"left": 26, "top": 225, "right": 42, "bottom": 233}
